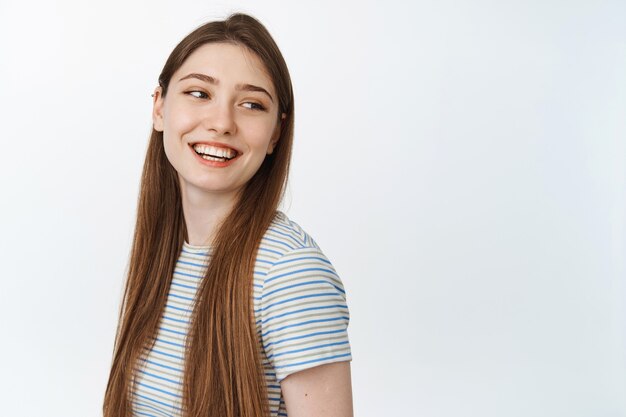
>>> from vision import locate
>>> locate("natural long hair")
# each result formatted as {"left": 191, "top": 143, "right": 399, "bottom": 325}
{"left": 103, "top": 13, "right": 294, "bottom": 417}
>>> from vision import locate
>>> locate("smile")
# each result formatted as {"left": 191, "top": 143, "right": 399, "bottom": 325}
{"left": 191, "top": 143, "right": 239, "bottom": 162}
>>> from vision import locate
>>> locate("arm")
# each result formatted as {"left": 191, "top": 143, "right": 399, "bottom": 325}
{"left": 281, "top": 361, "right": 354, "bottom": 417}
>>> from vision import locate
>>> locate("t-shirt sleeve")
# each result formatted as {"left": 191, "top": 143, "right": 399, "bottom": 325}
{"left": 260, "top": 246, "right": 352, "bottom": 382}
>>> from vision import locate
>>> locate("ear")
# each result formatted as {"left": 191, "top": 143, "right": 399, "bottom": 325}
{"left": 152, "top": 86, "right": 164, "bottom": 132}
{"left": 267, "top": 112, "right": 286, "bottom": 155}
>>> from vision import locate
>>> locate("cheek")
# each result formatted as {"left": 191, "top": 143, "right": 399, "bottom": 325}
{"left": 165, "top": 108, "right": 196, "bottom": 135}
{"left": 161, "top": 134, "right": 180, "bottom": 171}
{"left": 161, "top": 108, "right": 196, "bottom": 159}
{"left": 245, "top": 120, "right": 278, "bottom": 150}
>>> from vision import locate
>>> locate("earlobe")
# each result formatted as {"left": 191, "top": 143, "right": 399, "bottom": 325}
{"left": 267, "top": 136, "right": 279, "bottom": 155}
{"left": 267, "top": 113, "right": 286, "bottom": 155}
{"left": 152, "top": 87, "right": 164, "bottom": 132}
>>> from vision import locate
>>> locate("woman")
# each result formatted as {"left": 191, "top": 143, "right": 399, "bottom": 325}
{"left": 103, "top": 13, "right": 353, "bottom": 417}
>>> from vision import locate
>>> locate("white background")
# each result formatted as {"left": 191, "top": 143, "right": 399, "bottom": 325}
{"left": 1, "top": 0, "right": 625, "bottom": 416}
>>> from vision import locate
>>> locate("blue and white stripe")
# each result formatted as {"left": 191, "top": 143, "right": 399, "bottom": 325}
{"left": 131, "top": 211, "right": 352, "bottom": 417}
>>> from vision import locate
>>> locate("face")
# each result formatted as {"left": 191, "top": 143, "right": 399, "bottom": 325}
{"left": 152, "top": 42, "right": 284, "bottom": 201}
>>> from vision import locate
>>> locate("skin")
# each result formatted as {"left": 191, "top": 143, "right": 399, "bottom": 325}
{"left": 281, "top": 361, "right": 354, "bottom": 417}
{"left": 152, "top": 42, "right": 284, "bottom": 246}
{"left": 152, "top": 41, "right": 354, "bottom": 416}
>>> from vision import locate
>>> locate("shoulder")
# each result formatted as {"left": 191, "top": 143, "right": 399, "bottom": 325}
{"left": 259, "top": 211, "right": 323, "bottom": 258}
{"left": 258, "top": 211, "right": 338, "bottom": 282}
{"left": 257, "top": 214, "right": 352, "bottom": 383}
{"left": 253, "top": 211, "right": 337, "bottom": 299}
{"left": 257, "top": 213, "right": 347, "bottom": 308}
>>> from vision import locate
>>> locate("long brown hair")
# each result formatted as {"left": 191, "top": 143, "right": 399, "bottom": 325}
{"left": 103, "top": 13, "right": 294, "bottom": 417}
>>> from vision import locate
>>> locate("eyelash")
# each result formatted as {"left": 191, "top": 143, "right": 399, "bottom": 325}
{"left": 185, "top": 90, "right": 267, "bottom": 111}
{"left": 186, "top": 90, "right": 209, "bottom": 99}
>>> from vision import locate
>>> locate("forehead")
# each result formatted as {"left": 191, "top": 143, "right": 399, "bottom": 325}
{"left": 174, "top": 42, "right": 274, "bottom": 91}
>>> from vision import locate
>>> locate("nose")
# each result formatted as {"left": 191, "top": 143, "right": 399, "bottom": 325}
{"left": 203, "top": 101, "right": 236, "bottom": 136}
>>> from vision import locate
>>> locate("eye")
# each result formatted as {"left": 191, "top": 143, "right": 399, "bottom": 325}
{"left": 186, "top": 90, "right": 209, "bottom": 99}
{"left": 242, "top": 101, "right": 267, "bottom": 111}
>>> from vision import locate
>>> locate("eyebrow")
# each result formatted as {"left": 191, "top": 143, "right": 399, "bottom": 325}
{"left": 178, "top": 73, "right": 274, "bottom": 102}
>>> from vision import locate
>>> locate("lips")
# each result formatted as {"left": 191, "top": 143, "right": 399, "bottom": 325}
{"left": 190, "top": 141, "right": 240, "bottom": 162}
{"left": 188, "top": 142, "right": 240, "bottom": 167}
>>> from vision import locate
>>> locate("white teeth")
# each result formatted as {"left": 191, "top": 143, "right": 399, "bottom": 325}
{"left": 192, "top": 144, "right": 237, "bottom": 159}
{"left": 200, "top": 154, "right": 227, "bottom": 162}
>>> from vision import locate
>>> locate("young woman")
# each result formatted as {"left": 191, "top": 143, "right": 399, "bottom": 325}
{"left": 103, "top": 13, "right": 353, "bottom": 417}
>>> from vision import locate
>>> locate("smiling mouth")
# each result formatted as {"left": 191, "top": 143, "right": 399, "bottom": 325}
{"left": 191, "top": 143, "right": 239, "bottom": 162}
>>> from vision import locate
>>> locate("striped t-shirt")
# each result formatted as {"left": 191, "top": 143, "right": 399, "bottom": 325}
{"left": 131, "top": 211, "right": 352, "bottom": 417}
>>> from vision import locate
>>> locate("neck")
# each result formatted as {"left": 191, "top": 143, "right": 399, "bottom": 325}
{"left": 179, "top": 179, "right": 239, "bottom": 247}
